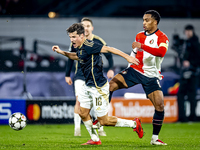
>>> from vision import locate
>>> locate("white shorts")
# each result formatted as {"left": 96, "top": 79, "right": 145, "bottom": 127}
{"left": 74, "top": 79, "right": 85, "bottom": 97}
{"left": 78, "top": 82, "right": 109, "bottom": 117}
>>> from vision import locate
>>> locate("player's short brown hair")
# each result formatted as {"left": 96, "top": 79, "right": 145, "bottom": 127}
{"left": 66, "top": 23, "right": 85, "bottom": 35}
{"left": 81, "top": 17, "right": 93, "bottom": 26}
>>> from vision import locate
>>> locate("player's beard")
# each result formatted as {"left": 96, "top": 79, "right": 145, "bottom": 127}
{"left": 144, "top": 27, "right": 148, "bottom": 32}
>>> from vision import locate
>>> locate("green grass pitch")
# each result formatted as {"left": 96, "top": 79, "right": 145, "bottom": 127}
{"left": 0, "top": 123, "right": 200, "bottom": 150}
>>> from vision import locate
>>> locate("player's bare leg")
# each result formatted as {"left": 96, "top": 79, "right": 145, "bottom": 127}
{"left": 148, "top": 90, "right": 167, "bottom": 145}
{"left": 79, "top": 107, "right": 101, "bottom": 145}
{"left": 109, "top": 74, "right": 128, "bottom": 101}
{"left": 108, "top": 74, "right": 144, "bottom": 138}
{"left": 97, "top": 113, "right": 143, "bottom": 138}
{"left": 74, "top": 96, "right": 81, "bottom": 136}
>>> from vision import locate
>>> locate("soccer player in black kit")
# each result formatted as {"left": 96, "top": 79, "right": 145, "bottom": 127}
{"left": 52, "top": 23, "right": 143, "bottom": 145}
{"left": 65, "top": 17, "right": 114, "bottom": 136}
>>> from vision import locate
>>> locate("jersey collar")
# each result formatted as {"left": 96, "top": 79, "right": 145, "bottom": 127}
{"left": 145, "top": 28, "right": 159, "bottom": 36}
{"left": 90, "top": 34, "right": 94, "bottom": 41}
{"left": 78, "top": 39, "right": 86, "bottom": 49}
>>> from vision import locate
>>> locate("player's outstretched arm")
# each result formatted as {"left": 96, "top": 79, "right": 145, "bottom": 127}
{"left": 101, "top": 46, "right": 139, "bottom": 65}
{"left": 52, "top": 45, "right": 79, "bottom": 60}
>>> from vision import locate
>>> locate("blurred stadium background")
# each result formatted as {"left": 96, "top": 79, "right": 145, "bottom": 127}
{"left": 0, "top": 0, "right": 200, "bottom": 124}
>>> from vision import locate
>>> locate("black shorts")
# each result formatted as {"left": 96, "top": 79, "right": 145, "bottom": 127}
{"left": 119, "top": 67, "right": 162, "bottom": 97}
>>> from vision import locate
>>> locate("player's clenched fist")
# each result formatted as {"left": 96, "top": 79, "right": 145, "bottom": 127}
{"left": 132, "top": 42, "right": 142, "bottom": 49}
{"left": 52, "top": 45, "right": 61, "bottom": 53}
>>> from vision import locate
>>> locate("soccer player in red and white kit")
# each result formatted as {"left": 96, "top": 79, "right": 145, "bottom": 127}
{"left": 109, "top": 10, "right": 169, "bottom": 145}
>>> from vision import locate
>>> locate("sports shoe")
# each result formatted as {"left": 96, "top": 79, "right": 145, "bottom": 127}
{"left": 92, "top": 119, "right": 101, "bottom": 129}
{"left": 150, "top": 139, "right": 167, "bottom": 145}
{"left": 74, "top": 127, "right": 81, "bottom": 136}
{"left": 81, "top": 139, "right": 102, "bottom": 145}
{"left": 133, "top": 118, "right": 144, "bottom": 138}
{"left": 98, "top": 130, "right": 107, "bottom": 136}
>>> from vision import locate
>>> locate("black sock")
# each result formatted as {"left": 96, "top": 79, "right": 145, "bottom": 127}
{"left": 109, "top": 91, "right": 113, "bottom": 103}
{"left": 152, "top": 110, "right": 164, "bottom": 135}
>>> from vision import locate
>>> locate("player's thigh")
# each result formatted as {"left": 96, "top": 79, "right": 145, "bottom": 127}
{"left": 91, "top": 83, "right": 109, "bottom": 118}
{"left": 148, "top": 90, "right": 164, "bottom": 111}
{"left": 74, "top": 79, "right": 85, "bottom": 97}
{"left": 78, "top": 84, "right": 93, "bottom": 110}
{"left": 109, "top": 74, "right": 128, "bottom": 91}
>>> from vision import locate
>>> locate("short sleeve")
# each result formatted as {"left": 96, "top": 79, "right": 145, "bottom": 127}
{"left": 85, "top": 40, "right": 103, "bottom": 55}
{"left": 158, "top": 34, "right": 169, "bottom": 50}
{"left": 93, "top": 35, "right": 107, "bottom": 46}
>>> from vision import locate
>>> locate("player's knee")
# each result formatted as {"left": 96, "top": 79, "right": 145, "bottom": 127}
{"left": 155, "top": 102, "right": 164, "bottom": 111}
{"left": 78, "top": 112, "right": 85, "bottom": 119}
{"left": 79, "top": 110, "right": 88, "bottom": 120}
{"left": 109, "top": 80, "right": 117, "bottom": 92}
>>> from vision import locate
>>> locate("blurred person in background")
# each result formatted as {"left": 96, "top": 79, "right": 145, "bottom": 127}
{"left": 65, "top": 17, "right": 114, "bottom": 136}
{"left": 177, "top": 25, "right": 200, "bottom": 122}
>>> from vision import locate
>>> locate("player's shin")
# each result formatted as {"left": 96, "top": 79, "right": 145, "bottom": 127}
{"left": 115, "top": 118, "right": 136, "bottom": 128}
{"left": 74, "top": 113, "right": 81, "bottom": 136}
{"left": 152, "top": 110, "right": 164, "bottom": 140}
{"left": 74, "top": 113, "right": 81, "bottom": 129}
{"left": 109, "top": 91, "right": 113, "bottom": 102}
{"left": 83, "top": 119, "right": 99, "bottom": 141}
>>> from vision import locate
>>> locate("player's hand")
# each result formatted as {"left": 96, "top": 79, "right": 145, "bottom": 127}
{"left": 132, "top": 42, "right": 141, "bottom": 49}
{"left": 183, "top": 60, "right": 190, "bottom": 68}
{"left": 107, "top": 70, "right": 114, "bottom": 79}
{"left": 52, "top": 45, "right": 61, "bottom": 53}
{"left": 65, "top": 77, "right": 73, "bottom": 85}
{"left": 127, "top": 56, "right": 139, "bottom": 65}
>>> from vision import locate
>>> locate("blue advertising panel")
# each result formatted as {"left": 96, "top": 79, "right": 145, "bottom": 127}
{"left": 0, "top": 99, "right": 26, "bottom": 124}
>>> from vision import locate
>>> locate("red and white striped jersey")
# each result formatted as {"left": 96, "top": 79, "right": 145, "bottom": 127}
{"left": 129, "top": 29, "right": 169, "bottom": 80}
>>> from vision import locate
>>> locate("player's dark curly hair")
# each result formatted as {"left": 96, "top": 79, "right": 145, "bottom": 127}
{"left": 144, "top": 10, "right": 161, "bottom": 25}
{"left": 66, "top": 23, "right": 85, "bottom": 35}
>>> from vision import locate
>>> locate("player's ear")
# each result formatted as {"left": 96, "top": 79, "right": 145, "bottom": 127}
{"left": 154, "top": 20, "right": 157, "bottom": 26}
{"left": 80, "top": 33, "right": 84, "bottom": 38}
{"left": 92, "top": 26, "right": 94, "bottom": 31}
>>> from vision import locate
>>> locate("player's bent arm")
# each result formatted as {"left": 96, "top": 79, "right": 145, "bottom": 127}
{"left": 132, "top": 42, "right": 167, "bottom": 57}
{"left": 101, "top": 46, "right": 139, "bottom": 65}
{"left": 65, "top": 58, "right": 74, "bottom": 77}
{"left": 103, "top": 53, "right": 114, "bottom": 70}
{"left": 52, "top": 45, "right": 79, "bottom": 60}
{"left": 141, "top": 44, "right": 167, "bottom": 57}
